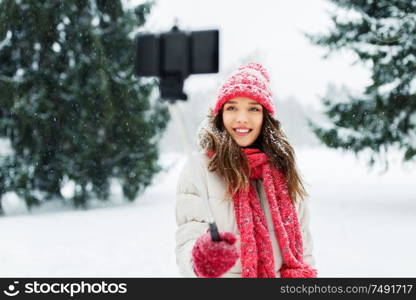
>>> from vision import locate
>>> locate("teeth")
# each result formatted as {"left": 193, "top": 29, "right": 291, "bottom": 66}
{"left": 235, "top": 129, "right": 250, "bottom": 133}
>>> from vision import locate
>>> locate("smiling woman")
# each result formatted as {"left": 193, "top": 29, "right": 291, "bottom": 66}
{"left": 175, "top": 62, "right": 316, "bottom": 278}
{"left": 222, "top": 97, "right": 264, "bottom": 147}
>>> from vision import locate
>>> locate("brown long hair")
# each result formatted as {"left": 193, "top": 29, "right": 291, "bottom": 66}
{"left": 197, "top": 107, "right": 308, "bottom": 204}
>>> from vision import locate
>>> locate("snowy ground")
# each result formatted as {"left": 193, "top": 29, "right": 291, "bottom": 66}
{"left": 0, "top": 147, "right": 415, "bottom": 277}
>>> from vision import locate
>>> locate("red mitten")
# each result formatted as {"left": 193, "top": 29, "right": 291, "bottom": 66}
{"left": 192, "top": 231, "right": 239, "bottom": 278}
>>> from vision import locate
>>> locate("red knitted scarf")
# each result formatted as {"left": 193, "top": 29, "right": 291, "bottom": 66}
{"left": 207, "top": 148, "right": 317, "bottom": 278}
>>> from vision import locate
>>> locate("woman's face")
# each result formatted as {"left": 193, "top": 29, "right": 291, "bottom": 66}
{"left": 222, "top": 97, "right": 264, "bottom": 147}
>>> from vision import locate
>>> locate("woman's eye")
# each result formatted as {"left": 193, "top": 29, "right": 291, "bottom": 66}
{"left": 226, "top": 106, "right": 259, "bottom": 111}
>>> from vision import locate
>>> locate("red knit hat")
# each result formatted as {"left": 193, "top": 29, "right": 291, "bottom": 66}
{"left": 212, "top": 62, "right": 276, "bottom": 117}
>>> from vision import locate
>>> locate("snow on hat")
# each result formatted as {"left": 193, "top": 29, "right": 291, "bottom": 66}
{"left": 212, "top": 62, "right": 276, "bottom": 117}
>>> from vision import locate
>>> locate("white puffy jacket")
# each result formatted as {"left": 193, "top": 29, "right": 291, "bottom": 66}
{"left": 175, "top": 152, "right": 316, "bottom": 278}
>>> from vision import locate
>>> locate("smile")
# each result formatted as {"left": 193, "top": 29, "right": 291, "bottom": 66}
{"left": 233, "top": 129, "right": 252, "bottom": 136}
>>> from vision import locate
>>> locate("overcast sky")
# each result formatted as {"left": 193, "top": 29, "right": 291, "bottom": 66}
{"left": 131, "top": 0, "right": 372, "bottom": 109}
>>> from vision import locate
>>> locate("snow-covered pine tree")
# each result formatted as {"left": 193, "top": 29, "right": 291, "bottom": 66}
{"left": 0, "top": 0, "right": 170, "bottom": 213}
{"left": 306, "top": 0, "right": 416, "bottom": 168}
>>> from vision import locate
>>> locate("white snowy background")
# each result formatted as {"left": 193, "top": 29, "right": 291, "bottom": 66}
{"left": 1, "top": 0, "right": 415, "bottom": 277}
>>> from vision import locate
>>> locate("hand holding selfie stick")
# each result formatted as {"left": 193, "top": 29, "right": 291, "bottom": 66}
{"left": 135, "top": 24, "right": 221, "bottom": 242}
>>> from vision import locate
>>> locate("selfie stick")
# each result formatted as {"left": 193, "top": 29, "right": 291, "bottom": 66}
{"left": 167, "top": 101, "right": 221, "bottom": 242}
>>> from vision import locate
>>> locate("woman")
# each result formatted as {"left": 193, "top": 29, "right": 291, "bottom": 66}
{"left": 175, "top": 62, "right": 317, "bottom": 278}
